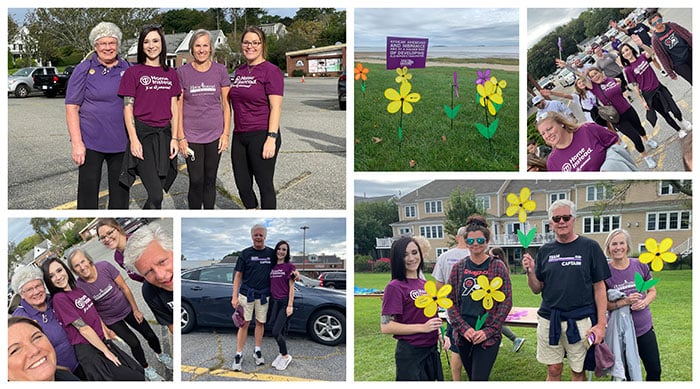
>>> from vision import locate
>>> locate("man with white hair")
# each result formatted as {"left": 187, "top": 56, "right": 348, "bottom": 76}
{"left": 522, "top": 199, "right": 610, "bottom": 381}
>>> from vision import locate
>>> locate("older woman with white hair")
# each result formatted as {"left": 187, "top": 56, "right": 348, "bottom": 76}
{"left": 65, "top": 21, "right": 131, "bottom": 209}
{"left": 11, "top": 264, "right": 83, "bottom": 378}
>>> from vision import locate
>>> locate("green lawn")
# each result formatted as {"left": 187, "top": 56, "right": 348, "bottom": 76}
{"left": 353, "top": 63, "right": 519, "bottom": 171}
{"left": 354, "top": 270, "right": 692, "bottom": 381}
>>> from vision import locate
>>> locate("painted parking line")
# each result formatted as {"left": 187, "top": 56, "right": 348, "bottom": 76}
{"left": 181, "top": 365, "right": 320, "bottom": 381}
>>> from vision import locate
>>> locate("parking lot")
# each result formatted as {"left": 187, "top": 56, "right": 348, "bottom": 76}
{"left": 7, "top": 77, "right": 346, "bottom": 209}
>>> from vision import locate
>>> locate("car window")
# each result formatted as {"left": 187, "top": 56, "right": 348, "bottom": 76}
{"left": 199, "top": 267, "right": 233, "bottom": 283}
{"left": 182, "top": 269, "right": 200, "bottom": 280}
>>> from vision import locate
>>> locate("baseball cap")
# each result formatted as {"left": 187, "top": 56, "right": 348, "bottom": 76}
{"left": 532, "top": 95, "right": 543, "bottom": 105}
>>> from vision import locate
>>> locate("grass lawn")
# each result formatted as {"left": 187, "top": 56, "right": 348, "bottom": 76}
{"left": 354, "top": 270, "right": 692, "bottom": 381}
{"left": 353, "top": 63, "right": 519, "bottom": 171}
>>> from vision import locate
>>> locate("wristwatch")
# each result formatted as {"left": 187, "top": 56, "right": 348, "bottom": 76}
{"left": 267, "top": 132, "right": 278, "bottom": 138}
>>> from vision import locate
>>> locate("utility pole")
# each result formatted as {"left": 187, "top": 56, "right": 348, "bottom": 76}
{"left": 300, "top": 225, "right": 309, "bottom": 273}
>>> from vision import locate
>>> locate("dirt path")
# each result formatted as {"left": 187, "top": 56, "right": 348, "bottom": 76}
{"left": 355, "top": 53, "right": 519, "bottom": 72}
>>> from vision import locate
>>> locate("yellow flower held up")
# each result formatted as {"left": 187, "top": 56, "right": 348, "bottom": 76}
{"left": 415, "top": 280, "right": 453, "bottom": 317}
{"left": 395, "top": 66, "right": 413, "bottom": 84}
{"left": 471, "top": 275, "right": 505, "bottom": 310}
{"left": 506, "top": 187, "right": 536, "bottom": 223}
{"left": 476, "top": 78, "right": 504, "bottom": 116}
{"left": 384, "top": 81, "right": 421, "bottom": 114}
{"left": 639, "top": 238, "right": 677, "bottom": 272}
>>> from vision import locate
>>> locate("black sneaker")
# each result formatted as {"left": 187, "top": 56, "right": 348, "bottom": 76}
{"left": 253, "top": 350, "right": 265, "bottom": 365}
{"left": 232, "top": 354, "right": 242, "bottom": 371}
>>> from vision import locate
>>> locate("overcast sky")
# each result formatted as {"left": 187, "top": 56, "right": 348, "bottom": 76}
{"left": 527, "top": 8, "right": 586, "bottom": 48}
{"left": 181, "top": 218, "right": 346, "bottom": 261}
{"left": 355, "top": 8, "right": 519, "bottom": 48}
{"left": 8, "top": 218, "right": 40, "bottom": 244}
{"left": 354, "top": 178, "right": 431, "bottom": 199}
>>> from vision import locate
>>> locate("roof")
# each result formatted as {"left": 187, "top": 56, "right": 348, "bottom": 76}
{"left": 286, "top": 43, "right": 346, "bottom": 57}
{"left": 354, "top": 195, "right": 396, "bottom": 204}
{"left": 398, "top": 180, "right": 505, "bottom": 203}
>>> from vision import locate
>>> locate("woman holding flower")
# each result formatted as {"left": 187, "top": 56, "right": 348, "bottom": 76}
{"left": 604, "top": 229, "right": 661, "bottom": 381}
{"left": 380, "top": 236, "right": 443, "bottom": 381}
{"left": 447, "top": 215, "right": 512, "bottom": 381}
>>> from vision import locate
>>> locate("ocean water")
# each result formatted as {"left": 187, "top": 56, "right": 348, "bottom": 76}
{"left": 356, "top": 45, "right": 519, "bottom": 59}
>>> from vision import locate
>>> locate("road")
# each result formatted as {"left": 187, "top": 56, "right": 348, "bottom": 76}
{"left": 7, "top": 77, "right": 346, "bottom": 209}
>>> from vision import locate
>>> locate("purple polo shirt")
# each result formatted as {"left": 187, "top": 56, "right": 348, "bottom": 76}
{"left": 118, "top": 64, "right": 181, "bottom": 127}
{"left": 65, "top": 53, "right": 130, "bottom": 153}
{"left": 75, "top": 261, "right": 132, "bottom": 325}
{"left": 624, "top": 55, "right": 660, "bottom": 93}
{"left": 177, "top": 62, "right": 231, "bottom": 144}
{"left": 590, "top": 77, "right": 631, "bottom": 114}
{"left": 52, "top": 288, "right": 105, "bottom": 345}
{"left": 605, "top": 258, "right": 654, "bottom": 337}
{"left": 228, "top": 61, "right": 284, "bottom": 132}
{"left": 270, "top": 262, "right": 296, "bottom": 299}
{"left": 546, "top": 122, "right": 618, "bottom": 172}
{"left": 382, "top": 278, "right": 438, "bottom": 348}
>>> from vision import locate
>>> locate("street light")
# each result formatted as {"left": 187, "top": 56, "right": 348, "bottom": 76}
{"left": 300, "top": 226, "right": 309, "bottom": 273}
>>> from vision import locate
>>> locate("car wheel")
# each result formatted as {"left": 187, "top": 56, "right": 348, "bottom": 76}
{"left": 15, "top": 84, "right": 30, "bottom": 98}
{"left": 307, "top": 308, "right": 345, "bottom": 346}
{"left": 339, "top": 97, "right": 346, "bottom": 111}
{"left": 44, "top": 91, "right": 57, "bottom": 98}
{"left": 326, "top": 283, "right": 336, "bottom": 289}
{"left": 181, "top": 302, "right": 196, "bottom": 334}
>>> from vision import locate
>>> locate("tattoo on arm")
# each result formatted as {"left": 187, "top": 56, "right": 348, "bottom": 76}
{"left": 381, "top": 315, "right": 395, "bottom": 325}
{"left": 71, "top": 318, "right": 87, "bottom": 329}
{"left": 124, "top": 96, "right": 134, "bottom": 107}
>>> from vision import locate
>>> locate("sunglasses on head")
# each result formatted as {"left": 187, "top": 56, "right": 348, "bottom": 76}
{"left": 552, "top": 215, "right": 572, "bottom": 223}
{"left": 466, "top": 237, "right": 486, "bottom": 245}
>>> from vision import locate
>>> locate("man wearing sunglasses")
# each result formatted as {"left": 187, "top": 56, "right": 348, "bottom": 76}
{"left": 647, "top": 12, "right": 693, "bottom": 84}
{"left": 521, "top": 199, "right": 610, "bottom": 381}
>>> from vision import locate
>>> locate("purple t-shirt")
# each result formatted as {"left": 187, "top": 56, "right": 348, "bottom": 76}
{"left": 114, "top": 247, "right": 146, "bottom": 283}
{"left": 177, "top": 62, "right": 231, "bottom": 144}
{"left": 65, "top": 53, "right": 130, "bottom": 153}
{"left": 52, "top": 287, "right": 104, "bottom": 345}
{"left": 382, "top": 278, "right": 438, "bottom": 348}
{"left": 546, "top": 122, "right": 619, "bottom": 172}
{"left": 75, "top": 261, "right": 131, "bottom": 325}
{"left": 624, "top": 55, "right": 660, "bottom": 92}
{"left": 605, "top": 258, "right": 654, "bottom": 337}
{"left": 590, "top": 76, "right": 631, "bottom": 114}
{"left": 270, "top": 262, "right": 296, "bottom": 299}
{"left": 228, "top": 61, "right": 284, "bottom": 132}
{"left": 118, "top": 64, "right": 181, "bottom": 127}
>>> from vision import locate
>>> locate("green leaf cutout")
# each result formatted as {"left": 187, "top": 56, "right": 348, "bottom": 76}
{"left": 443, "top": 104, "right": 461, "bottom": 120}
{"left": 476, "top": 118, "right": 499, "bottom": 140}
{"left": 518, "top": 227, "right": 537, "bottom": 248}
{"left": 634, "top": 271, "right": 659, "bottom": 293}
{"left": 475, "top": 313, "right": 488, "bottom": 331}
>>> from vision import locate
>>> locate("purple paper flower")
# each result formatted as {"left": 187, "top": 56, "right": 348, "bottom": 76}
{"left": 453, "top": 71, "right": 459, "bottom": 98}
{"left": 475, "top": 69, "right": 491, "bottom": 85}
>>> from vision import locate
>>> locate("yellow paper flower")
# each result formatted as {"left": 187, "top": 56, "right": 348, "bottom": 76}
{"left": 395, "top": 66, "right": 413, "bottom": 84}
{"left": 476, "top": 78, "right": 504, "bottom": 116}
{"left": 415, "top": 280, "right": 453, "bottom": 317}
{"left": 384, "top": 81, "right": 421, "bottom": 114}
{"left": 639, "top": 238, "right": 677, "bottom": 272}
{"left": 354, "top": 62, "right": 369, "bottom": 81}
{"left": 490, "top": 76, "right": 507, "bottom": 94}
{"left": 471, "top": 275, "right": 505, "bottom": 310}
{"left": 506, "top": 187, "right": 536, "bottom": 223}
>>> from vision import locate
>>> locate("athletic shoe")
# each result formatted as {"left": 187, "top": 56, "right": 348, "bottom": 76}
{"left": 144, "top": 367, "right": 165, "bottom": 381}
{"left": 661, "top": 70, "right": 668, "bottom": 77}
{"left": 644, "top": 156, "right": 657, "bottom": 169}
{"left": 232, "top": 354, "right": 242, "bottom": 371}
{"left": 253, "top": 350, "right": 265, "bottom": 366}
{"left": 157, "top": 353, "right": 173, "bottom": 370}
{"left": 678, "top": 129, "right": 688, "bottom": 139}
{"left": 276, "top": 355, "right": 292, "bottom": 371}
{"left": 680, "top": 119, "right": 692, "bottom": 131}
{"left": 627, "top": 95, "right": 634, "bottom": 103}
{"left": 646, "top": 139, "right": 658, "bottom": 149}
{"left": 272, "top": 354, "right": 283, "bottom": 368}
{"left": 513, "top": 337, "right": 526, "bottom": 353}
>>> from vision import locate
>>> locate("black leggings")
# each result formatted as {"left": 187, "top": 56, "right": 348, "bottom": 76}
{"left": 673, "top": 52, "right": 692, "bottom": 85}
{"left": 637, "top": 327, "right": 661, "bottom": 381}
{"left": 185, "top": 139, "right": 221, "bottom": 209}
{"left": 614, "top": 108, "right": 647, "bottom": 153}
{"left": 78, "top": 149, "right": 129, "bottom": 209}
{"left": 457, "top": 341, "right": 500, "bottom": 381}
{"left": 231, "top": 130, "right": 281, "bottom": 209}
{"left": 269, "top": 297, "right": 291, "bottom": 355}
{"left": 107, "top": 311, "right": 163, "bottom": 368}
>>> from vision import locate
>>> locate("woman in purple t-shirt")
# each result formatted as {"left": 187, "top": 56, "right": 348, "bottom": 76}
{"left": 228, "top": 26, "right": 284, "bottom": 209}
{"left": 603, "top": 229, "right": 661, "bottom": 380}
{"left": 621, "top": 39, "right": 692, "bottom": 139}
{"left": 96, "top": 218, "right": 145, "bottom": 283}
{"left": 177, "top": 30, "right": 231, "bottom": 209}
{"left": 40, "top": 257, "right": 144, "bottom": 381}
{"left": 118, "top": 25, "right": 181, "bottom": 209}
{"left": 381, "top": 237, "right": 443, "bottom": 381}
{"left": 268, "top": 240, "right": 296, "bottom": 370}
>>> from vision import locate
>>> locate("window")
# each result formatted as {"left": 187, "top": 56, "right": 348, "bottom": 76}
{"left": 582, "top": 215, "right": 620, "bottom": 233}
{"left": 424, "top": 200, "right": 443, "bottom": 214}
{"left": 660, "top": 180, "right": 687, "bottom": 195}
{"left": 419, "top": 225, "right": 444, "bottom": 239}
{"left": 586, "top": 185, "right": 608, "bottom": 201}
{"left": 398, "top": 227, "right": 412, "bottom": 235}
{"left": 436, "top": 248, "right": 449, "bottom": 256}
{"left": 476, "top": 196, "right": 491, "bottom": 210}
{"left": 404, "top": 205, "right": 416, "bottom": 218}
{"left": 647, "top": 211, "right": 691, "bottom": 231}
{"left": 549, "top": 192, "right": 567, "bottom": 205}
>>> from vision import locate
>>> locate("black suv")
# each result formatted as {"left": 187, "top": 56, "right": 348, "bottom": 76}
{"left": 318, "top": 271, "right": 346, "bottom": 289}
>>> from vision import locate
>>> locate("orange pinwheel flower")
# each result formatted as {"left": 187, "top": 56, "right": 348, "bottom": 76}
{"left": 354, "top": 63, "right": 369, "bottom": 81}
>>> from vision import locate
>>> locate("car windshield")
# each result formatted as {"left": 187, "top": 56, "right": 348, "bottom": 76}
{"left": 12, "top": 68, "right": 33, "bottom": 76}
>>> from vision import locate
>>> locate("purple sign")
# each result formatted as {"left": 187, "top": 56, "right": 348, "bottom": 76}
{"left": 386, "top": 36, "right": 429, "bottom": 70}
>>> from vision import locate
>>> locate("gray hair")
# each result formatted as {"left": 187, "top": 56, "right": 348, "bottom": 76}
{"left": 604, "top": 228, "right": 632, "bottom": 257}
{"left": 549, "top": 199, "right": 577, "bottom": 219}
{"left": 123, "top": 223, "right": 172, "bottom": 274}
{"left": 89, "top": 21, "right": 122, "bottom": 48}
{"left": 189, "top": 29, "right": 213, "bottom": 59}
{"left": 11, "top": 265, "right": 45, "bottom": 294}
{"left": 251, "top": 224, "right": 267, "bottom": 236}
{"left": 65, "top": 247, "right": 95, "bottom": 273}
{"left": 456, "top": 226, "right": 467, "bottom": 238}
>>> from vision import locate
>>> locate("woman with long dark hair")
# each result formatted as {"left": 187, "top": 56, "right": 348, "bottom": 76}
{"left": 268, "top": 240, "right": 296, "bottom": 370}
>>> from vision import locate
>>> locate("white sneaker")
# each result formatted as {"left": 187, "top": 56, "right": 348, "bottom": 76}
{"left": 253, "top": 350, "right": 265, "bottom": 366}
{"left": 271, "top": 354, "right": 283, "bottom": 368}
{"left": 157, "top": 353, "right": 173, "bottom": 370}
{"left": 680, "top": 119, "right": 692, "bottom": 131}
{"left": 678, "top": 129, "right": 688, "bottom": 139}
{"left": 144, "top": 366, "right": 164, "bottom": 381}
{"left": 232, "top": 354, "right": 242, "bottom": 371}
{"left": 276, "top": 355, "right": 292, "bottom": 371}
{"left": 646, "top": 139, "right": 658, "bottom": 149}
{"left": 644, "top": 156, "right": 657, "bottom": 169}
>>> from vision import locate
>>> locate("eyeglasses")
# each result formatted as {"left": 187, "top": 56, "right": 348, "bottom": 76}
{"left": 651, "top": 18, "right": 663, "bottom": 27}
{"left": 98, "top": 228, "right": 116, "bottom": 241}
{"left": 552, "top": 215, "right": 573, "bottom": 223}
{"left": 96, "top": 41, "right": 118, "bottom": 48}
{"left": 466, "top": 237, "right": 486, "bottom": 245}
{"left": 21, "top": 284, "right": 44, "bottom": 295}
{"left": 242, "top": 41, "right": 262, "bottom": 47}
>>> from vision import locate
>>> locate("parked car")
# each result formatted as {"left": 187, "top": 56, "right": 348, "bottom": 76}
{"left": 558, "top": 68, "right": 576, "bottom": 88}
{"left": 537, "top": 76, "right": 555, "bottom": 90}
{"left": 337, "top": 70, "right": 346, "bottom": 110}
{"left": 33, "top": 65, "right": 75, "bottom": 97}
{"left": 8, "top": 66, "right": 58, "bottom": 98}
{"left": 318, "top": 271, "right": 346, "bottom": 289}
{"left": 181, "top": 264, "right": 346, "bottom": 346}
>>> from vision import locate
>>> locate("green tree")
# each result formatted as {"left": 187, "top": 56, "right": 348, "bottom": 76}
{"left": 443, "top": 189, "right": 486, "bottom": 246}
{"left": 354, "top": 199, "right": 398, "bottom": 257}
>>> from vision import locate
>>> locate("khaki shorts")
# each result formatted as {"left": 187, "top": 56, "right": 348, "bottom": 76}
{"left": 536, "top": 315, "right": 591, "bottom": 373}
{"left": 239, "top": 293, "right": 269, "bottom": 324}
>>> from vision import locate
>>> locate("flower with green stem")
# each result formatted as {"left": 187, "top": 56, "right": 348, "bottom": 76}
{"left": 394, "top": 66, "right": 413, "bottom": 84}
{"left": 639, "top": 238, "right": 677, "bottom": 272}
{"left": 415, "top": 280, "right": 453, "bottom": 317}
{"left": 471, "top": 275, "right": 506, "bottom": 310}
{"left": 506, "top": 187, "right": 536, "bottom": 223}
{"left": 477, "top": 77, "right": 504, "bottom": 116}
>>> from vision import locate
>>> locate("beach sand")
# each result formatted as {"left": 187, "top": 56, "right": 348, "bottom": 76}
{"left": 354, "top": 52, "right": 518, "bottom": 72}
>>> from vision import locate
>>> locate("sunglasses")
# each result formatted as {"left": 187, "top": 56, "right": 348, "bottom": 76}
{"left": 466, "top": 237, "right": 486, "bottom": 245}
{"left": 651, "top": 18, "right": 662, "bottom": 27}
{"left": 552, "top": 215, "right": 573, "bottom": 223}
